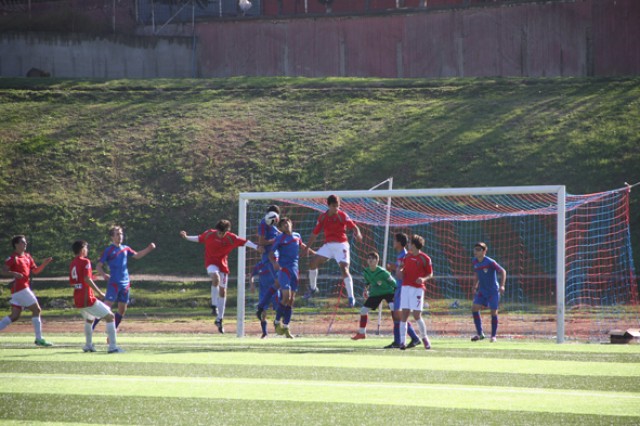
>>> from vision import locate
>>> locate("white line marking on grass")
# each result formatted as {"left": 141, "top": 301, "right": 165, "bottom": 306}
{"left": 2, "top": 373, "right": 640, "bottom": 400}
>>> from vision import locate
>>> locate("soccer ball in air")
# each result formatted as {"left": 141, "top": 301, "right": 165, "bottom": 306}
{"left": 264, "top": 211, "right": 279, "bottom": 226}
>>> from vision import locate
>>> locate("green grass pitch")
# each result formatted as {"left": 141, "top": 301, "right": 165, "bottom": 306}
{"left": 1, "top": 333, "right": 640, "bottom": 425}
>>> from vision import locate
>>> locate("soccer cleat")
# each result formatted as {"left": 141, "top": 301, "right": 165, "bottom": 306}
{"left": 490, "top": 336, "right": 497, "bottom": 343}
{"left": 399, "top": 344, "right": 407, "bottom": 350}
{"left": 215, "top": 318, "right": 225, "bottom": 334}
{"left": 34, "top": 338, "right": 53, "bottom": 347}
{"left": 471, "top": 334, "right": 485, "bottom": 342}
{"left": 260, "top": 332, "right": 267, "bottom": 339}
{"left": 422, "top": 337, "right": 432, "bottom": 350}
{"left": 108, "top": 347, "right": 125, "bottom": 354}
{"left": 383, "top": 342, "right": 400, "bottom": 349}
{"left": 351, "top": 333, "right": 366, "bottom": 340}
{"left": 302, "top": 287, "right": 318, "bottom": 300}
{"left": 82, "top": 344, "right": 96, "bottom": 353}
{"left": 347, "top": 297, "right": 355, "bottom": 308}
{"left": 283, "top": 328, "right": 294, "bottom": 339}
{"left": 406, "top": 338, "right": 421, "bottom": 349}
{"left": 211, "top": 305, "right": 218, "bottom": 317}
{"left": 275, "top": 323, "right": 285, "bottom": 335}
{"left": 255, "top": 307, "right": 264, "bottom": 320}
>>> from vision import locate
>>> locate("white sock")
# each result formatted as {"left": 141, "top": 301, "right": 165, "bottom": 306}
{"left": 308, "top": 269, "right": 318, "bottom": 291}
{"left": 84, "top": 322, "right": 93, "bottom": 346}
{"left": 344, "top": 276, "right": 354, "bottom": 299}
{"left": 218, "top": 295, "right": 227, "bottom": 319}
{"left": 417, "top": 317, "right": 427, "bottom": 339}
{"left": 211, "top": 287, "right": 218, "bottom": 307}
{"left": 32, "top": 316, "right": 43, "bottom": 340}
{"left": 0, "top": 316, "right": 12, "bottom": 331}
{"left": 106, "top": 322, "right": 117, "bottom": 351}
{"left": 399, "top": 321, "right": 407, "bottom": 346}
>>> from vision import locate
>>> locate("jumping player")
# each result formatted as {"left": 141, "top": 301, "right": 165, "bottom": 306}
{"left": 181, "top": 219, "right": 262, "bottom": 334}
{"left": 94, "top": 226, "right": 156, "bottom": 331}
{"left": 399, "top": 234, "right": 434, "bottom": 350}
{"left": 0, "top": 235, "right": 53, "bottom": 346}
{"left": 306, "top": 195, "right": 363, "bottom": 307}
{"left": 269, "top": 217, "right": 313, "bottom": 338}
{"left": 471, "top": 242, "right": 507, "bottom": 343}
{"left": 351, "top": 251, "right": 396, "bottom": 340}
{"left": 254, "top": 205, "right": 281, "bottom": 338}
{"left": 69, "top": 240, "right": 123, "bottom": 353}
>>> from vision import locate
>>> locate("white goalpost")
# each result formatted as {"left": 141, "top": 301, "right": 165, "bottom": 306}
{"left": 237, "top": 185, "right": 574, "bottom": 342}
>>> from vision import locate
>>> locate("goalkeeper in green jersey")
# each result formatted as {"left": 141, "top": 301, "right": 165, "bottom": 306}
{"left": 351, "top": 251, "right": 397, "bottom": 340}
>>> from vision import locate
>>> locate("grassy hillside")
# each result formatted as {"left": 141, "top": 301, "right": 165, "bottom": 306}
{"left": 0, "top": 77, "right": 638, "bottom": 276}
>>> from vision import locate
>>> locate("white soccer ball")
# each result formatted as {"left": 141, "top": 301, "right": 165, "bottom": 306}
{"left": 264, "top": 211, "right": 279, "bottom": 226}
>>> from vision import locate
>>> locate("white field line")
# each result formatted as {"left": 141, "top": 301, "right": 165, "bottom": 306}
{"left": 1, "top": 373, "right": 639, "bottom": 401}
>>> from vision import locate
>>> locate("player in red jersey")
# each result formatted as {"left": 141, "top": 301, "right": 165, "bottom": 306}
{"left": 69, "top": 240, "right": 123, "bottom": 353}
{"left": 398, "top": 234, "right": 434, "bottom": 350}
{"left": 181, "top": 219, "right": 262, "bottom": 334}
{"left": 0, "top": 235, "right": 53, "bottom": 346}
{"left": 305, "top": 195, "right": 363, "bottom": 307}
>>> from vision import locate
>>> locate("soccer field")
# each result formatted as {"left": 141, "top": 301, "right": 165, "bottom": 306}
{"left": 1, "top": 334, "right": 640, "bottom": 425}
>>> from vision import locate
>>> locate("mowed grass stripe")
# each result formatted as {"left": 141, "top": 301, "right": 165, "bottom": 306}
{"left": 2, "top": 393, "right": 637, "bottom": 426}
{"left": 1, "top": 373, "right": 639, "bottom": 417}
{"left": 2, "top": 347, "right": 639, "bottom": 377}
{"left": 4, "top": 360, "right": 640, "bottom": 392}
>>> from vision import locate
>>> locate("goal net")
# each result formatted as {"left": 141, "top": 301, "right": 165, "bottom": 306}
{"left": 236, "top": 185, "right": 638, "bottom": 342}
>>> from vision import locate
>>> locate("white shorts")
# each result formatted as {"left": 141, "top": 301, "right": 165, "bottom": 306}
{"left": 10, "top": 287, "right": 38, "bottom": 308}
{"left": 206, "top": 265, "right": 229, "bottom": 289}
{"left": 80, "top": 300, "right": 112, "bottom": 321}
{"left": 400, "top": 286, "right": 424, "bottom": 312}
{"left": 315, "top": 242, "right": 351, "bottom": 265}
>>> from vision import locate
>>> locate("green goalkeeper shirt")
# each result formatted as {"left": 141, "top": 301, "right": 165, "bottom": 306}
{"left": 363, "top": 266, "right": 397, "bottom": 297}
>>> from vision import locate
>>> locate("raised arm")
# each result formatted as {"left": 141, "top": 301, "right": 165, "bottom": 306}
{"left": 133, "top": 243, "right": 156, "bottom": 260}
{"left": 32, "top": 257, "right": 53, "bottom": 275}
{"left": 180, "top": 231, "right": 199, "bottom": 243}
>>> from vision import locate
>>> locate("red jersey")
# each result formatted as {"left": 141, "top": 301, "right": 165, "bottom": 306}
{"left": 69, "top": 256, "right": 97, "bottom": 308}
{"left": 312, "top": 210, "right": 357, "bottom": 243}
{"left": 198, "top": 230, "right": 248, "bottom": 274}
{"left": 4, "top": 252, "right": 36, "bottom": 294}
{"left": 402, "top": 252, "right": 433, "bottom": 290}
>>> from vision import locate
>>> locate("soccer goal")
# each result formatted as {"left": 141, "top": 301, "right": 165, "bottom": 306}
{"left": 236, "top": 185, "right": 638, "bottom": 342}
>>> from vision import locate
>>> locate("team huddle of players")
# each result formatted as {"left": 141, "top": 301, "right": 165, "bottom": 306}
{"left": 1, "top": 194, "right": 506, "bottom": 352}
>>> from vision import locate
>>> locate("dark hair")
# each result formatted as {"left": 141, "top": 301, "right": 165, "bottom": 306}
{"left": 474, "top": 242, "right": 488, "bottom": 251}
{"left": 267, "top": 205, "right": 280, "bottom": 214}
{"left": 395, "top": 232, "right": 408, "bottom": 247}
{"left": 366, "top": 251, "right": 380, "bottom": 261}
{"left": 277, "top": 216, "right": 291, "bottom": 229}
{"left": 327, "top": 194, "right": 339, "bottom": 206}
{"left": 11, "top": 235, "right": 26, "bottom": 249}
{"left": 215, "top": 219, "right": 231, "bottom": 233}
{"left": 72, "top": 240, "right": 88, "bottom": 255}
{"left": 109, "top": 226, "right": 123, "bottom": 237}
{"left": 410, "top": 234, "right": 425, "bottom": 250}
